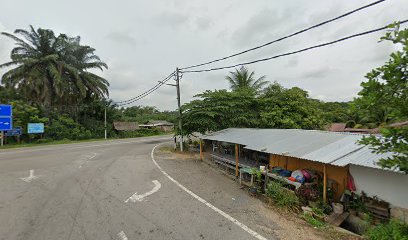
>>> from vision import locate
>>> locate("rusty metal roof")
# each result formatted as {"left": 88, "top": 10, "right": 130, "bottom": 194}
{"left": 329, "top": 123, "right": 347, "bottom": 132}
{"left": 113, "top": 122, "right": 139, "bottom": 131}
{"left": 202, "top": 128, "right": 397, "bottom": 172}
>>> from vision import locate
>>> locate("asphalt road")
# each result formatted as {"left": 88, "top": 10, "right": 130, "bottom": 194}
{"left": 0, "top": 136, "right": 272, "bottom": 240}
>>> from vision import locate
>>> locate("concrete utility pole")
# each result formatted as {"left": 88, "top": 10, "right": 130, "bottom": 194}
{"left": 176, "top": 68, "right": 183, "bottom": 152}
{"left": 104, "top": 105, "right": 107, "bottom": 140}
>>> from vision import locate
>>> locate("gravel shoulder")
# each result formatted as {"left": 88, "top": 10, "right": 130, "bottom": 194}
{"left": 155, "top": 145, "right": 355, "bottom": 240}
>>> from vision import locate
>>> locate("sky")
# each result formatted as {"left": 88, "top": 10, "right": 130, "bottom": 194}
{"left": 0, "top": 0, "right": 407, "bottom": 110}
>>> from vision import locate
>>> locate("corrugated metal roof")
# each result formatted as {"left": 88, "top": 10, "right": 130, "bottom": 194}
{"left": 113, "top": 122, "right": 139, "bottom": 131}
{"left": 333, "top": 146, "right": 395, "bottom": 170}
{"left": 203, "top": 128, "right": 395, "bottom": 171}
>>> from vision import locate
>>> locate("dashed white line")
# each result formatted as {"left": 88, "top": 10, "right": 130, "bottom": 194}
{"left": 151, "top": 144, "right": 268, "bottom": 240}
{"left": 125, "top": 180, "right": 161, "bottom": 203}
{"left": 117, "top": 230, "right": 128, "bottom": 240}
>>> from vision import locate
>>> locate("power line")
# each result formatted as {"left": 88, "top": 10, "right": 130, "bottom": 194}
{"left": 180, "top": 0, "right": 386, "bottom": 70}
{"left": 113, "top": 71, "right": 175, "bottom": 105}
{"left": 181, "top": 20, "right": 408, "bottom": 73}
{"left": 113, "top": 71, "right": 174, "bottom": 104}
{"left": 115, "top": 72, "right": 175, "bottom": 106}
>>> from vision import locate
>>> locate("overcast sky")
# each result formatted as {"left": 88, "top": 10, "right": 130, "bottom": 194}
{"left": 0, "top": 0, "right": 407, "bottom": 110}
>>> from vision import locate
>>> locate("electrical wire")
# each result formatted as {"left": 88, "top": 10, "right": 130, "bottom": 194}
{"left": 113, "top": 71, "right": 175, "bottom": 105}
{"left": 180, "top": 0, "right": 386, "bottom": 70}
{"left": 182, "top": 20, "right": 408, "bottom": 73}
{"left": 115, "top": 72, "right": 175, "bottom": 106}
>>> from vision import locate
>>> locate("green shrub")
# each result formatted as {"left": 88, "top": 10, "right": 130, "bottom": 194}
{"left": 117, "top": 128, "right": 164, "bottom": 138}
{"left": 311, "top": 207, "right": 325, "bottom": 217}
{"left": 46, "top": 115, "right": 92, "bottom": 140}
{"left": 266, "top": 181, "right": 300, "bottom": 209}
{"left": 302, "top": 213, "right": 326, "bottom": 228}
{"left": 36, "top": 138, "right": 52, "bottom": 144}
{"left": 365, "top": 219, "right": 408, "bottom": 240}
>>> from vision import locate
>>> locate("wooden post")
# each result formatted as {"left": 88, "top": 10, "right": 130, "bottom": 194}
{"left": 199, "top": 140, "right": 203, "bottom": 161}
{"left": 235, "top": 144, "right": 239, "bottom": 177}
{"left": 323, "top": 164, "right": 327, "bottom": 203}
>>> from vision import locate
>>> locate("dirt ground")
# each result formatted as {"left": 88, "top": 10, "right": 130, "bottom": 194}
{"left": 155, "top": 146, "right": 359, "bottom": 240}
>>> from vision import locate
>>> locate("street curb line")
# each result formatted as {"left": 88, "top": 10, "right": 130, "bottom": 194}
{"left": 151, "top": 144, "right": 269, "bottom": 240}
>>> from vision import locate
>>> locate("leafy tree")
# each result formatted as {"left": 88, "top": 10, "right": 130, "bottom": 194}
{"left": 258, "top": 83, "right": 326, "bottom": 129}
{"left": 225, "top": 66, "right": 267, "bottom": 93}
{"left": 122, "top": 106, "right": 177, "bottom": 124}
{"left": 0, "top": 26, "right": 109, "bottom": 107}
{"left": 9, "top": 100, "right": 48, "bottom": 133}
{"left": 318, "top": 101, "right": 350, "bottom": 124}
{"left": 182, "top": 89, "right": 259, "bottom": 134}
{"left": 46, "top": 115, "right": 92, "bottom": 140}
{"left": 358, "top": 24, "right": 408, "bottom": 173}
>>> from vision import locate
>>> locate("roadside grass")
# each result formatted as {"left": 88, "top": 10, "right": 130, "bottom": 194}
{"left": 0, "top": 138, "right": 105, "bottom": 149}
{"left": 0, "top": 134, "right": 171, "bottom": 150}
{"left": 302, "top": 212, "right": 326, "bottom": 229}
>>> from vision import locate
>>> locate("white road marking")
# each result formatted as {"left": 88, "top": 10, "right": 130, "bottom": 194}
{"left": 21, "top": 169, "right": 39, "bottom": 183}
{"left": 125, "top": 180, "right": 161, "bottom": 203}
{"left": 88, "top": 152, "right": 97, "bottom": 159}
{"left": 78, "top": 152, "right": 97, "bottom": 168}
{"left": 117, "top": 231, "right": 128, "bottom": 240}
{"left": 151, "top": 145, "right": 269, "bottom": 240}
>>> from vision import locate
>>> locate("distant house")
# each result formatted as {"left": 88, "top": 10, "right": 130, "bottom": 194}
{"left": 200, "top": 128, "right": 408, "bottom": 223}
{"left": 328, "top": 121, "right": 408, "bottom": 134}
{"left": 113, "top": 122, "right": 139, "bottom": 131}
{"left": 328, "top": 123, "right": 375, "bottom": 134}
{"left": 139, "top": 120, "right": 174, "bottom": 132}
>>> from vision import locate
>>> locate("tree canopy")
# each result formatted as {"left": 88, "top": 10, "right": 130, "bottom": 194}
{"left": 358, "top": 24, "right": 408, "bottom": 173}
{"left": 181, "top": 82, "right": 332, "bottom": 135}
{"left": 0, "top": 25, "right": 109, "bottom": 107}
{"left": 225, "top": 66, "right": 267, "bottom": 93}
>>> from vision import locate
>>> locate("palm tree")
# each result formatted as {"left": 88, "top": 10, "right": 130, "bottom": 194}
{"left": 0, "top": 25, "right": 109, "bottom": 107}
{"left": 225, "top": 66, "right": 267, "bottom": 92}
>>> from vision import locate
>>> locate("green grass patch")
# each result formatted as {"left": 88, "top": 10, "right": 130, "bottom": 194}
{"left": 365, "top": 219, "right": 408, "bottom": 240}
{"left": 302, "top": 213, "right": 326, "bottom": 228}
{"left": 266, "top": 181, "right": 300, "bottom": 210}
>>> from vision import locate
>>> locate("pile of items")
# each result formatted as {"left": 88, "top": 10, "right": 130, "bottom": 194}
{"left": 270, "top": 167, "right": 318, "bottom": 184}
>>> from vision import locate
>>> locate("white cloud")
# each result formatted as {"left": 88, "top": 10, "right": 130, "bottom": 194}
{"left": 0, "top": 0, "right": 407, "bottom": 110}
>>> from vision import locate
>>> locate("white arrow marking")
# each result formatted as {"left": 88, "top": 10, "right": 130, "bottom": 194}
{"left": 117, "top": 231, "right": 128, "bottom": 240}
{"left": 125, "top": 180, "right": 161, "bottom": 203}
{"left": 21, "top": 169, "right": 39, "bottom": 183}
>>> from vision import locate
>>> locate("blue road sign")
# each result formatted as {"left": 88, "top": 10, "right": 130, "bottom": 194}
{"left": 0, "top": 105, "right": 12, "bottom": 117}
{"left": 5, "top": 127, "right": 22, "bottom": 136}
{"left": 28, "top": 123, "right": 44, "bottom": 134}
{"left": 0, "top": 117, "right": 12, "bottom": 131}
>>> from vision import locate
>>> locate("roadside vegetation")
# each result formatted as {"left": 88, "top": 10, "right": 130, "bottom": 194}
{"left": 0, "top": 26, "right": 176, "bottom": 145}
{"left": 1, "top": 24, "right": 406, "bottom": 174}
{"left": 181, "top": 24, "right": 407, "bottom": 174}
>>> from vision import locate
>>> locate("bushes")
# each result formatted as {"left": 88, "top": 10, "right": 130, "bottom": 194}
{"left": 117, "top": 128, "right": 164, "bottom": 138}
{"left": 266, "top": 181, "right": 300, "bottom": 209}
{"left": 365, "top": 220, "right": 408, "bottom": 240}
{"left": 302, "top": 212, "right": 326, "bottom": 228}
{"left": 46, "top": 115, "right": 92, "bottom": 140}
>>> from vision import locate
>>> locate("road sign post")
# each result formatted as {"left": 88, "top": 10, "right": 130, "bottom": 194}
{"left": 28, "top": 123, "right": 44, "bottom": 134}
{"left": 0, "top": 104, "right": 12, "bottom": 147}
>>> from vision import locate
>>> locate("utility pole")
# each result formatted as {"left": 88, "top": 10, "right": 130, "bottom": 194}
{"left": 104, "top": 105, "right": 107, "bottom": 140}
{"left": 176, "top": 68, "right": 183, "bottom": 152}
